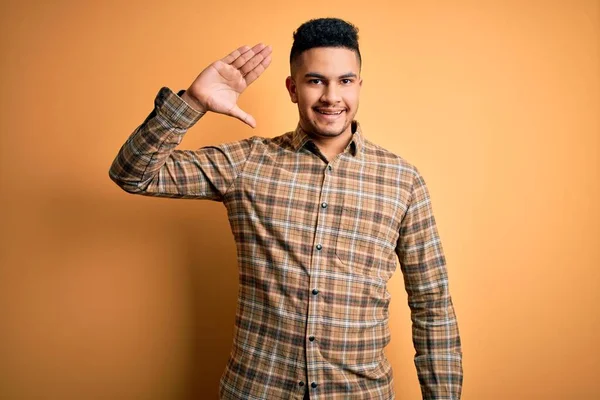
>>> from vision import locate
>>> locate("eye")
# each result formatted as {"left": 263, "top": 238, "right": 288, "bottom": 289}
{"left": 341, "top": 79, "right": 353, "bottom": 85}
{"left": 309, "top": 79, "right": 323, "bottom": 85}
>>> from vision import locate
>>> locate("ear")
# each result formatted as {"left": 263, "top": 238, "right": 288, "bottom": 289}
{"left": 285, "top": 76, "right": 298, "bottom": 103}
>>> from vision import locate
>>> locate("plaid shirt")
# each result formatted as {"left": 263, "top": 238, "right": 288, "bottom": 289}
{"left": 109, "top": 87, "right": 463, "bottom": 399}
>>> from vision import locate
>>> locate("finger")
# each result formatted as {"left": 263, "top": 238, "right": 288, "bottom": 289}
{"left": 231, "top": 43, "right": 266, "bottom": 69}
{"left": 240, "top": 45, "right": 273, "bottom": 76}
{"left": 228, "top": 104, "right": 256, "bottom": 128}
{"left": 221, "top": 45, "right": 250, "bottom": 64}
{"left": 244, "top": 54, "right": 272, "bottom": 86}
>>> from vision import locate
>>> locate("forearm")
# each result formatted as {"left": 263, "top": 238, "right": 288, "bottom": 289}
{"left": 408, "top": 279, "right": 463, "bottom": 399}
{"left": 108, "top": 87, "right": 204, "bottom": 195}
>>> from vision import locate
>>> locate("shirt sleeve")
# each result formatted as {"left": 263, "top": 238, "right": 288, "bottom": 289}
{"left": 395, "top": 167, "right": 463, "bottom": 399}
{"left": 108, "top": 87, "right": 254, "bottom": 201}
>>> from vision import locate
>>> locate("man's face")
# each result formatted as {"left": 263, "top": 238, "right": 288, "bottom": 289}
{"left": 286, "top": 47, "right": 362, "bottom": 139}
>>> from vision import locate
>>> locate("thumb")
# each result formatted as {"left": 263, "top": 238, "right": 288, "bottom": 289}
{"left": 228, "top": 104, "right": 256, "bottom": 128}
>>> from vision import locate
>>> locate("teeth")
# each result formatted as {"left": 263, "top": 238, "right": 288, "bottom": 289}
{"left": 317, "top": 110, "right": 343, "bottom": 115}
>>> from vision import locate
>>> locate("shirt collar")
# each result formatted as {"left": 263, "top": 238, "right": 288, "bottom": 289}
{"left": 290, "top": 121, "right": 364, "bottom": 157}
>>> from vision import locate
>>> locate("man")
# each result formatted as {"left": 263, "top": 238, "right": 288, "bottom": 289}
{"left": 109, "top": 18, "right": 462, "bottom": 400}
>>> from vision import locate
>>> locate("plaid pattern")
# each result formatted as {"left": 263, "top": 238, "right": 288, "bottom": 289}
{"left": 109, "top": 87, "right": 463, "bottom": 399}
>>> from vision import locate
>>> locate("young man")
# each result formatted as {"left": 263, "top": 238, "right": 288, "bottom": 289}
{"left": 110, "top": 18, "right": 462, "bottom": 400}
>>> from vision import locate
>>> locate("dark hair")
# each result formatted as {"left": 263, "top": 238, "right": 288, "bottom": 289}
{"left": 290, "top": 18, "right": 361, "bottom": 71}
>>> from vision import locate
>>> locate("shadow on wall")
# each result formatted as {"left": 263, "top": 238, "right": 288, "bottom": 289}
{"left": 1, "top": 183, "right": 239, "bottom": 399}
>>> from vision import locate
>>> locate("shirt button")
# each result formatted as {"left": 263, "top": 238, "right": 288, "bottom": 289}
{"left": 309, "top": 336, "right": 315, "bottom": 341}
{"left": 316, "top": 244, "right": 322, "bottom": 250}
{"left": 321, "top": 202, "right": 328, "bottom": 208}
{"left": 312, "top": 289, "right": 319, "bottom": 295}
{"left": 311, "top": 382, "right": 318, "bottom": 388}
{"left": 299, "top": 381, "right": 304, "bottom": 387}
{"left": 328, "top": 165, "right": 332, "bottom": 171}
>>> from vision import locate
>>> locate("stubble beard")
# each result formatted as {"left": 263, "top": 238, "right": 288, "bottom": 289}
{"left": 299, "top": 108, "right": 354, "bottom": 139}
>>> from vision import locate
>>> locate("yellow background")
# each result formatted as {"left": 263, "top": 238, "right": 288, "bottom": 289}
{"left": 1, "top": 0, "right": 598, "bottom": 399}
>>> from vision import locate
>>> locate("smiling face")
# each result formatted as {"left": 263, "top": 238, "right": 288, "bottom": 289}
{"left": 286, "top": 47, "right": 362, "bottom": 140}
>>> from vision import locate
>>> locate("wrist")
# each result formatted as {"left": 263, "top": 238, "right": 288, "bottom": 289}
{"left": 180, "top": 90, "right": 208, "bottom": 113}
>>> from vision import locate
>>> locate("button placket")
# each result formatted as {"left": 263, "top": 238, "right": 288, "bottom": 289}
{"left": 305, "top": 162, "right": 333, "bottom": 396}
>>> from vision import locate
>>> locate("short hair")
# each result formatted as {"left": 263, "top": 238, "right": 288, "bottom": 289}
{"left": 290, "top": 18, "right": 361, "bottom": 73}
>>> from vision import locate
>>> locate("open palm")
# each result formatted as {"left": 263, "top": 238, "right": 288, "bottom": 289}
{"left": 184, "top": 44, "right": 272, "bottom": 128}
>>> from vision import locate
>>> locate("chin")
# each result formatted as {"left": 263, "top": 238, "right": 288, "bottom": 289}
{"left": 307, "top": 119, "right": 348, "bottom": 136}
{"left": 320, "top": 123, "right": 351, "bottom": 136}
{"left": 318, "top": 128, "right": 346, "bottom": 137}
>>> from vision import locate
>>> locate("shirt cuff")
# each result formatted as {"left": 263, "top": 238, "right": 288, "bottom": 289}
{"left": 154, "top": 87, "right": 205, "bottom": 129}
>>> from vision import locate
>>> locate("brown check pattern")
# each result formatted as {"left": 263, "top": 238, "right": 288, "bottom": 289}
{"left": 109, "top": 87, "right": 463, "bottom": 399}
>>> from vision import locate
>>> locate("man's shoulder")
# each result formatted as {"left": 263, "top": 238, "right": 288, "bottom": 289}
{"left": 214, "top": 132, "right": 290, "bottom": 149}
{"left": 362, "top": 137, "right": 419, "bottom": 174}
{"left": 263, "top": 130, "right": 295, "bottom": 142}
{"left": 252, "top": 130, "right": 296, "bottom": 151}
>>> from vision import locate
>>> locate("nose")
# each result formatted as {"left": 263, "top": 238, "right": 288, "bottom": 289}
{"left": 320, "top": 82, "right": 341, "bottom": 104}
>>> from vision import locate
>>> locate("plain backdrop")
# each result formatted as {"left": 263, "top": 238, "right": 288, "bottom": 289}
{"left": 0, "top": 0, "right": 598, "bottom": 399}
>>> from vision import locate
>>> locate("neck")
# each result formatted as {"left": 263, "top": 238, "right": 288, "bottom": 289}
{"left": 301, "top": 121, "right": 356, "bottom": 158}
{"left": 311, "top": 131, "right": 353, "bottom": 159}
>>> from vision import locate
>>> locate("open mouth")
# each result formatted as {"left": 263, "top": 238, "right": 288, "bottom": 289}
{"left": 315, "top": 108, "right": 345, "bottom": 116}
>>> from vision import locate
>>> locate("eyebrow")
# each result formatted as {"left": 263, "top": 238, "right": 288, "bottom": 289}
{"left": 304, "top": 72, "right": 358, "bottom": 80}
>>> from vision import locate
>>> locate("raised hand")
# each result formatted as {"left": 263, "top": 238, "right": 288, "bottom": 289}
{"left": 181, "top": 43, "right": 273, "bottom": 128}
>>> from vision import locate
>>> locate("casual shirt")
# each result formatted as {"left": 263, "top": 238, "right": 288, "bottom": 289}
{"left": 109, "top": 87, "right": 463, "bottom": 399}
